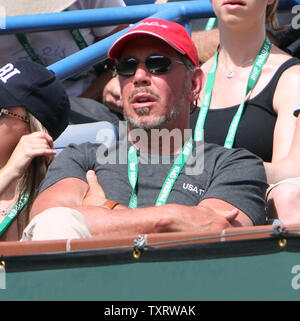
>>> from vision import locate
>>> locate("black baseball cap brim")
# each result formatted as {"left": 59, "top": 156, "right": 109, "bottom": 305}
{"left": 0, "top": 61, "right": 70, "bottom": 140}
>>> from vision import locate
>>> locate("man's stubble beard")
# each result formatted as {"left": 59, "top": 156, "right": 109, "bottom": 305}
{"left": 124, "top": 84, "right": 188, "bottom": 131}
{"left": 124, "top": 102, "right": 184, "bottom": 131}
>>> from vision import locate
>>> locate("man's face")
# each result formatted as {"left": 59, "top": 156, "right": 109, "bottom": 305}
{"left": 118, "top": 37, "right": 190, "bottom": 131}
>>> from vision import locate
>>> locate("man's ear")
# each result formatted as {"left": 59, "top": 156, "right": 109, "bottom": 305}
{"left": 187, "top": 67, "right": 204, "bottom": 102}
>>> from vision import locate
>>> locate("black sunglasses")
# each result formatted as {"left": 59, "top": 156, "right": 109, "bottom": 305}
{"left": 116, "top": 55, "right": 184, "bottom": 77}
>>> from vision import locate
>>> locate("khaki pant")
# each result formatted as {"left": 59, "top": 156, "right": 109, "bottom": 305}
{"left": 21, "top": 207, "right": 92, "bottom": 241}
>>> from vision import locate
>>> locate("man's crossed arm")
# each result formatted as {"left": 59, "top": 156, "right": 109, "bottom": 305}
{"left": 30, "top": 172, "right": 253, "bottom": 238}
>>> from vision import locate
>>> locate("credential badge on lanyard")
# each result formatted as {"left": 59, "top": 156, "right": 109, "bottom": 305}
{"left": 0, "top": 63, "right": 20, "bottom": 84}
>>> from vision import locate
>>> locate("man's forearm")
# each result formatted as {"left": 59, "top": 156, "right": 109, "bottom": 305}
{"left": 69, "top": 204, "right": 173, "bottom": 237}
{"left": 30, "top": 180, "right": 239, "bottom": 238}
{"left": 69, "top": 203, "right": 235, "bottom": 237}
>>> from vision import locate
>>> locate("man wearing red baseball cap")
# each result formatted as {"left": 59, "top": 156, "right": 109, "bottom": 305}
{"left": 108, "top": 18, "right": 199, "bottom": 67}
{"left": 24, "top": 18, "right": 267, "bottom": 241}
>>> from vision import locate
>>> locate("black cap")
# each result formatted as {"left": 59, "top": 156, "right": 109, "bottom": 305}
{"left": 0, "top": 60, "right": 70, "bottom": 140}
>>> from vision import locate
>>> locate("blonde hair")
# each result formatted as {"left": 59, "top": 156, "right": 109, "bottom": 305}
{"left": 266, "top": 0, "right": 287, "bottom": 31}
{"left": 17, "top": 112, "right": 51, "bottom": 227}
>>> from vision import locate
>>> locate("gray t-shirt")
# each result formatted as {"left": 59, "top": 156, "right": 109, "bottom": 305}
{"left": 40, "top": 139, "right": 268, "bottom": 225}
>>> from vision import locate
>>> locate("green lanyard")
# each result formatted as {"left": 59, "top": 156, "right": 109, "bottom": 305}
{"left": 205, "top": 18, "right": 217, "bottom": 31}
{"left": 194, "top": 37, "right": 272, "bottom": 148}
{"left": 16, "top": 7, "right": 88, "bottom": 64}
{"left": 15, "top": 34, "right": 45, "bottom": 65}
{"left": 127, "top": 137, "right": 194, "bottom": 209}
{"left": 16, "top": 28, "right": 88, "bottom": 67}
{"left": 0, "top": 192, "right": 29, "bottom": 237}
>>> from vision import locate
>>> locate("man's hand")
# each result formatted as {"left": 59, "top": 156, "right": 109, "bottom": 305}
{"left": 102, "top": 77, "right": 123, "bottom": 114}
{"left": 154, "top": 204, "right": 239, "bottom": 233}
{"left": 82, "top": 170, "right": 107, "bottom": 206}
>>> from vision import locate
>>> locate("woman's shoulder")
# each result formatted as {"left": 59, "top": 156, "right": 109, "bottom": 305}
{"left": 269, "top": 46, "right": 300, "bottom": 69}
{"left": 271, "top": 47, "right": 300, "bottom": 80}
{"left": 270, "top": 46, "right": 300, "bottom": 113}
{"left": 263, "top": 46, "right": 300, "bottom": 89}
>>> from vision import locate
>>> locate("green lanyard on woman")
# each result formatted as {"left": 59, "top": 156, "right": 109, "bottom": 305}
{"left": 127, "top": 136, "right": 194, "bottom": 209}
{"left": 194, "top": 37, "right": 272, "bottom": 148}
{"left": 0, "top": 192, "right": 29, "bottom": 237}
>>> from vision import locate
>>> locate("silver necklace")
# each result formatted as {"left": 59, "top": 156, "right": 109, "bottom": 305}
{"left": 221, "top": 52, "right": 254, "bottom": 79}
{"left": 225, "top": 68, "right": 234, "bottom": 79}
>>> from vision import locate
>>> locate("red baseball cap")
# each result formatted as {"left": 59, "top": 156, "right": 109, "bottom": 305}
{"left": 108, "top": 18, "right": 199, "bottom": 67}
